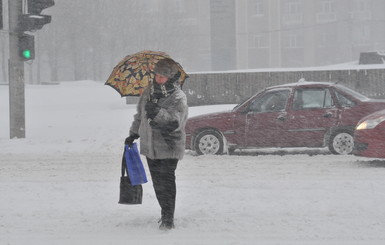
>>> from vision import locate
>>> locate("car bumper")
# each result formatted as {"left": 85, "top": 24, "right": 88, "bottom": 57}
{"left": 354, "top": 129, "right": 385, "bottom": 158}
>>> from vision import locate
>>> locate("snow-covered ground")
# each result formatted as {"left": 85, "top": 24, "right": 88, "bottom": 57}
{"left": 1, "top": 81, "right": 385, "bottom": 245}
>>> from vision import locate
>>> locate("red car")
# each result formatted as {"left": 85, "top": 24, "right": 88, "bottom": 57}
{"left": 354, "top": 109, "right": 385, "bottom": 158}
{"left": 185, "top": 81, "right": 385, "bottom": 155}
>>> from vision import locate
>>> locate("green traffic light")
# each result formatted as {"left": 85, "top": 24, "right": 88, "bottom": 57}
{"left": 19, "top": 34, "right": 34, "bottom": 61}
{"left": 22, "top": 49, "right": 32, "bottom": 59}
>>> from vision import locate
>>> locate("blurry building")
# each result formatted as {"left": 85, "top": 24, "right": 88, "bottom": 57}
{"left": 182, "top": 0, "right": 385, "bottom": 71}
{"left": 234, "top": 0, "right": 385, "bottom": 69}
{"left": 3, "top": 0, "right": 385, "bottom": 83}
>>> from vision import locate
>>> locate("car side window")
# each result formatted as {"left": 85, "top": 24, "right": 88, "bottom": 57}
{"left": 293, "top": 88, "right": 333, "bottom": 110}
{"left": 249, "top": 90, "right": 290, "bottom": 113}
{"left": 334, "top": 90, "right": 356, "bottom": 107}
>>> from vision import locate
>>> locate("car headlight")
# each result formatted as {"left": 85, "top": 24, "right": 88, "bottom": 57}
{"left": 356, "top": 115, "right": 385, "bottom": 130}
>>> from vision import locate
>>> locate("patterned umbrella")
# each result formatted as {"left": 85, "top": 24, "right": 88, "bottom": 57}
{"left": 105, "top": 50, "right": 188, "bottom": 97}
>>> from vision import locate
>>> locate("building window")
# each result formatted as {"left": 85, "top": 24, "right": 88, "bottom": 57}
{"left": 353, "top": 25, "right": 371, "bottom": 46}
{"left": 316, "top": 0, "right": 336, "bottom": 23}
{"left": 350, "top": 0, "right": 371, "bottom": 20}
{"left": 318, "top": 32, "right": 330, "bottom": 47}
{"left": 282, "top": 0, "right": 303, "bottom": 25}
{"left": 180, "top": 18, "right": 198, "bottom": 26}
{"left": 251, "top": 0, "right": 264, "bottom": 16}
{"left": 174, "top": 0, "right": 186, "bottom": 13}
{"left": 250, "top": 34, "right": 269, "bottom": 48}
{"left": 284, "top": 34, "right": 303, "bottom": 48}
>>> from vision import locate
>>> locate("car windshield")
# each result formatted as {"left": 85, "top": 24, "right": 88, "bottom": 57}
{"left": 336, "top": 84, "right": 369, "bottom": 101}
{"left": 232, "top": 95, "right": 253, "bottom": 110}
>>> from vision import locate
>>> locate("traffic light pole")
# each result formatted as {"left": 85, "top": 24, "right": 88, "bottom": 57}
{"left": 8, "top": 0, "right": 26, "bottom": 138}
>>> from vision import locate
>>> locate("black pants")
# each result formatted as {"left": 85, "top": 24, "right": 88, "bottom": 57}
{"left": 147, "top": 158, "right": 178, "bottom": 222}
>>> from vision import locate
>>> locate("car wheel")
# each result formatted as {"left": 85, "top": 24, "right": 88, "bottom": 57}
{"left": 194, "top": 130, "right": 224, "bottom": 155}
{"left": 329, "top": 131, "right": 354, "bottom": 155}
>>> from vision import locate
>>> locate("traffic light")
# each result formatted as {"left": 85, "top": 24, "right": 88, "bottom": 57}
{"left": 19, "top": 14, "right": 52, "bottom": 32}
{"left": 18, "top": 34, "right": 35, "bottom": 61}
{"left": 0, "top": 0, "right": 3, "bottom": 30}
{"left": 16, "top": 0, "right": 54, "bottom": 61}
{"left": 18, "top": 0, "right": 55, "bottom": 32}
{"left": 28, "top": 0, "right": 55, "bottom": 14}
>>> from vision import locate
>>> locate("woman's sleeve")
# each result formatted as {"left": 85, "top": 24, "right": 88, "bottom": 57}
{"left": 129, "top": 95, "right": 145, "bottom": 135}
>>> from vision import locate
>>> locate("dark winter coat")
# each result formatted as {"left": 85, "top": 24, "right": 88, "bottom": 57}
{"left": 129, "top": 85, "right": 188, "bottom": 160}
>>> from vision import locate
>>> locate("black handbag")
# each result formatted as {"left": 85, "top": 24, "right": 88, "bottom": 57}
{"left": 118, "top": 149, "right": 143, "bottom": 205}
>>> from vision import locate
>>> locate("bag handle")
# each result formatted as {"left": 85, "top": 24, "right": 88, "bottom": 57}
{"left": 121, "top": 147, "right": 128, "bottom": 177}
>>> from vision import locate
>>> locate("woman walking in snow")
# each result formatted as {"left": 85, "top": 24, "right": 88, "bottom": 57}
{"left": 125, "top": 58, "right": 188, "bottom": 230}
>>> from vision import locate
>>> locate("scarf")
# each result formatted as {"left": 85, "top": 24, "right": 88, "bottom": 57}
{"left": 150, "top": 71, "right": 181, "bottom": 101}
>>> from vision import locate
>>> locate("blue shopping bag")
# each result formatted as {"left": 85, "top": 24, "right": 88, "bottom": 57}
{"left": 124, "top": 143, "right": 148, "bottom": 186}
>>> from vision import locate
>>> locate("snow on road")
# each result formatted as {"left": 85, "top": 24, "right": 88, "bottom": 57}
{"left": 2, "top": 151, "right": 385, "bottom": 245}
{"left": 1, "top": 81, "right": 385, "bottom": 244}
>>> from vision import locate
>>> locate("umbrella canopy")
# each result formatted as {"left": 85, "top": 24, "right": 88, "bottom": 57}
{"left": 105, "top": 50, "right": 188, "bottom": 97}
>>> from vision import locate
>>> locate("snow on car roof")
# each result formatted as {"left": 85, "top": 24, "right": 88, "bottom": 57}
{"left": 267, "top": 80, "right": 337, "bottom": 89}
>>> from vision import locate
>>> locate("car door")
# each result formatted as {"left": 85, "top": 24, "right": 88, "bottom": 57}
{"left": 285, "top": 87, "right": 340, "bottom": 147}
{"left": 245, "top": 89, "right": 291, "bottom": 147}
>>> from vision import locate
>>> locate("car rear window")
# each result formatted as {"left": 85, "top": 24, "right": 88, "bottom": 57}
{"left": 293, "top": 88, "right": 333, "bottom": 110}
{"left": 334, "top": 90, "right": 356, "bottom": 107}
{"left": 335, "top": 84, "right": 369, "bottom": 101}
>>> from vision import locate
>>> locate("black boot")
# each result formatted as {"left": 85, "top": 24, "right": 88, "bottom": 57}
{"left": 159, "top": 211, "right": 174, "bottom": 230}
{"left": 159, "top": 218, "right": 175, "bottom": 230}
